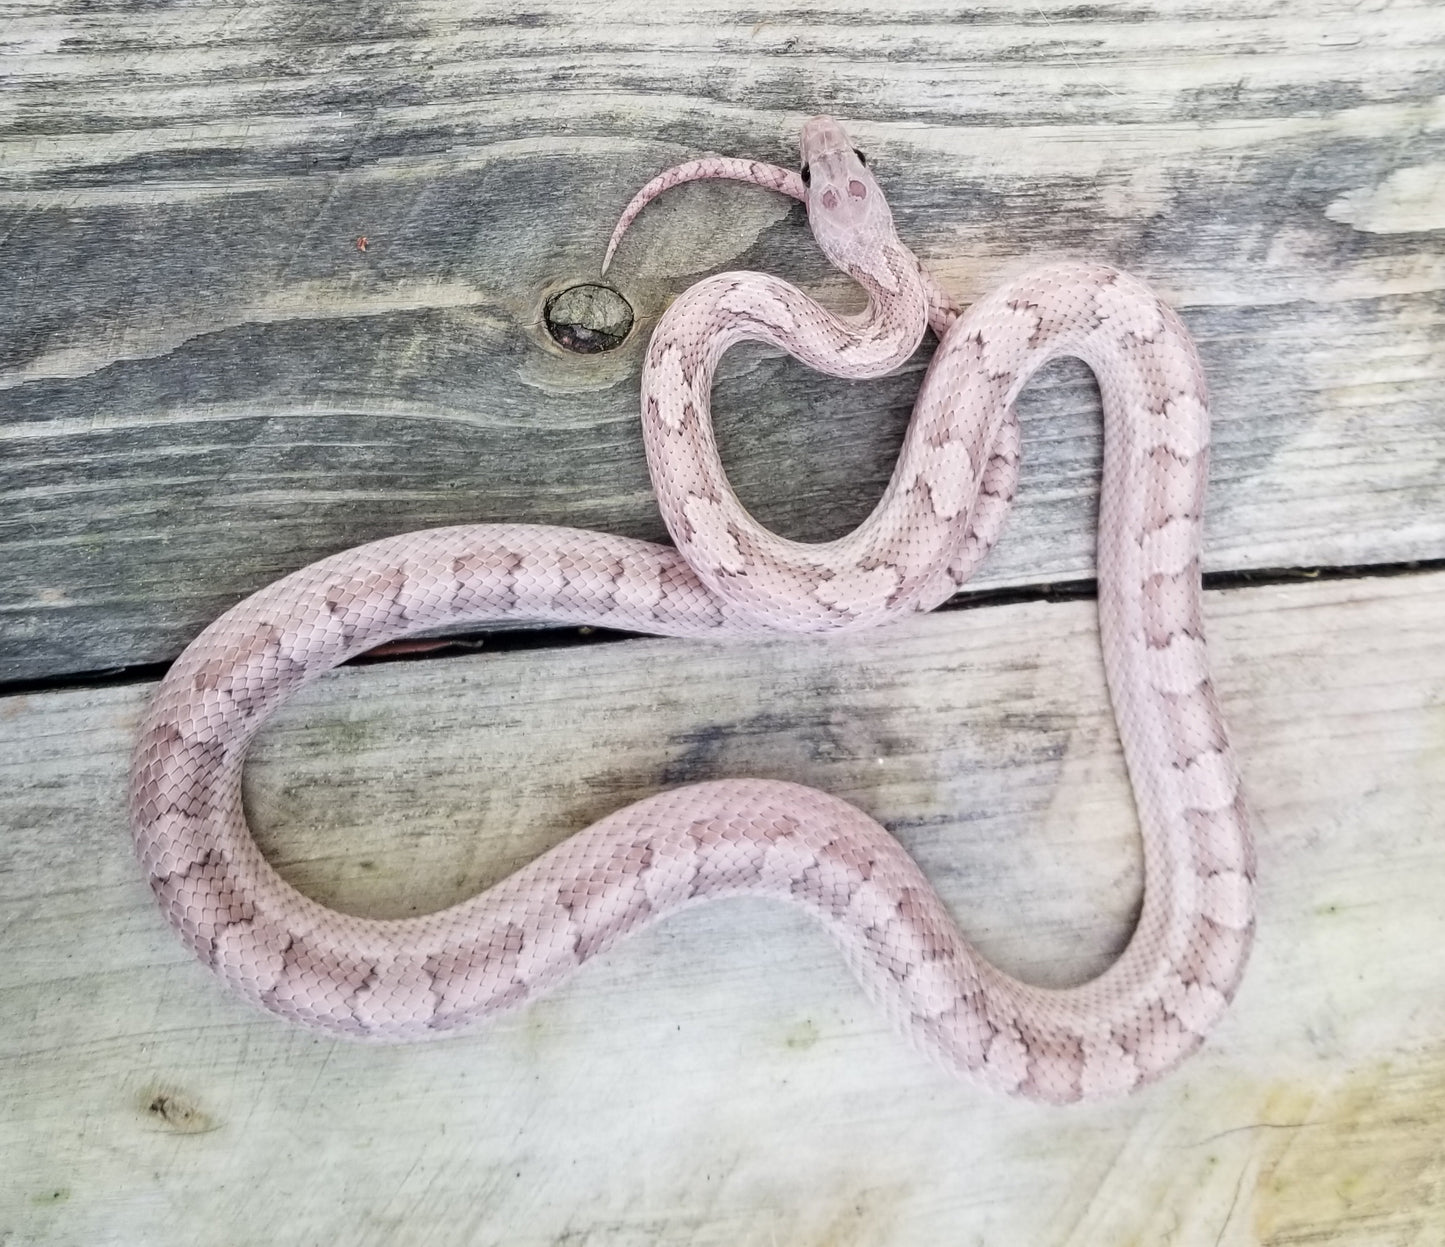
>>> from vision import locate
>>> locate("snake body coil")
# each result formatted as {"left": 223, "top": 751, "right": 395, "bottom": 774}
{"left": 130, "top": 118, "right": 1253, "bottom": 1102}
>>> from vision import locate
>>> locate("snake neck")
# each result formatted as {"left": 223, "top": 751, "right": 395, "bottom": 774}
{"left": 646, "top": 239, "right": 929, "bottom": 408}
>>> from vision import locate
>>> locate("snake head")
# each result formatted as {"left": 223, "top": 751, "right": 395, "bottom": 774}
{"left": 799, "top": 116, "right": 899, "bottom": 275}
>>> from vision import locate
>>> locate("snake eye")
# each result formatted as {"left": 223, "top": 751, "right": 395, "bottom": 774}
{"left": 800, "top": 164, "right": 811, "bottom": 187}
{"left": 853, "top": 148, "right": 867, "bottom": 166}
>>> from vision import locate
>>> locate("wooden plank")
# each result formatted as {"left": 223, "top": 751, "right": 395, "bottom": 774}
{"left": 2, "top": 570, "right": 1442, "bottom": 1245}
{"left": 2, "top": 1, "right": 1443, "bottom": 681}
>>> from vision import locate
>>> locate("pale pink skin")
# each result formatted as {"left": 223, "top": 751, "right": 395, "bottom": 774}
{"left": 130, "top": 116, "right": 1253, "bottom": 1103}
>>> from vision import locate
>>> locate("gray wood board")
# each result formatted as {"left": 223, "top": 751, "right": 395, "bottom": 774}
{"left": 2, "top": 1, "right": 1443, "bottom": 681}
{"left": 2, "top": 571, "right": 1443, "bottom": 1244}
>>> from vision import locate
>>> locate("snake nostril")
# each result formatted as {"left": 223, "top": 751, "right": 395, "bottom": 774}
{"left": 544, "top": 282, "right": 635, "bottom": 354}
{"left": 848, "top": 179, "right": 867, "bottom": 199}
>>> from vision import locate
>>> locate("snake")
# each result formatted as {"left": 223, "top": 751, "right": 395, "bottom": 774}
{"left": 129, "top": 117, "right": 1254, "bottom": 1103}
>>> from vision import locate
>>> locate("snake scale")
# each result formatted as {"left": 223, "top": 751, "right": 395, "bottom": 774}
{"left": 129, "top": 117, "right": 1254, "bottom": 1103}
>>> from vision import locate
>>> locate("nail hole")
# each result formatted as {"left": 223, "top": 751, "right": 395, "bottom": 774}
{"left": 544, "top": 282, "right": 634, "bottom": 353}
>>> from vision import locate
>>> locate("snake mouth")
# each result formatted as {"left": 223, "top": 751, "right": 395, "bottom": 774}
{"left": 799, "top": 115, "right": 855, "bottom": 167}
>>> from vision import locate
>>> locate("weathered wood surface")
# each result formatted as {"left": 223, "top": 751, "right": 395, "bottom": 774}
{"left": 3, "top": 2, "right": 1443, "bottom": 1243}
{"left": 2, "top": 0, "right": 1444, "bottom": 681}
{"left": 2, "top": 572, "right": 1443, "bottom": 1246}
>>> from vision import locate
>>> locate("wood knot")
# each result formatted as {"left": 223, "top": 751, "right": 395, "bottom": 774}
{"left": 544, "top": 282, "right": 634, "bottom": 353}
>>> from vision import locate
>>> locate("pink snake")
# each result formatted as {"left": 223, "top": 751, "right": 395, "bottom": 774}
{"left": 129, "top": 117, "right": 1254, "bottom": 1103}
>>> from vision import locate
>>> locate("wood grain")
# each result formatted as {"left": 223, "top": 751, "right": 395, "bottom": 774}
{"left": 2, "top": 571, "right": 1443, "bottom": 1246}
{"left": 3, "top": 0, "right": 1443, "bottom": 681}
{"left": 3, "top": 3, "right": 1442, "bottom": 1240}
